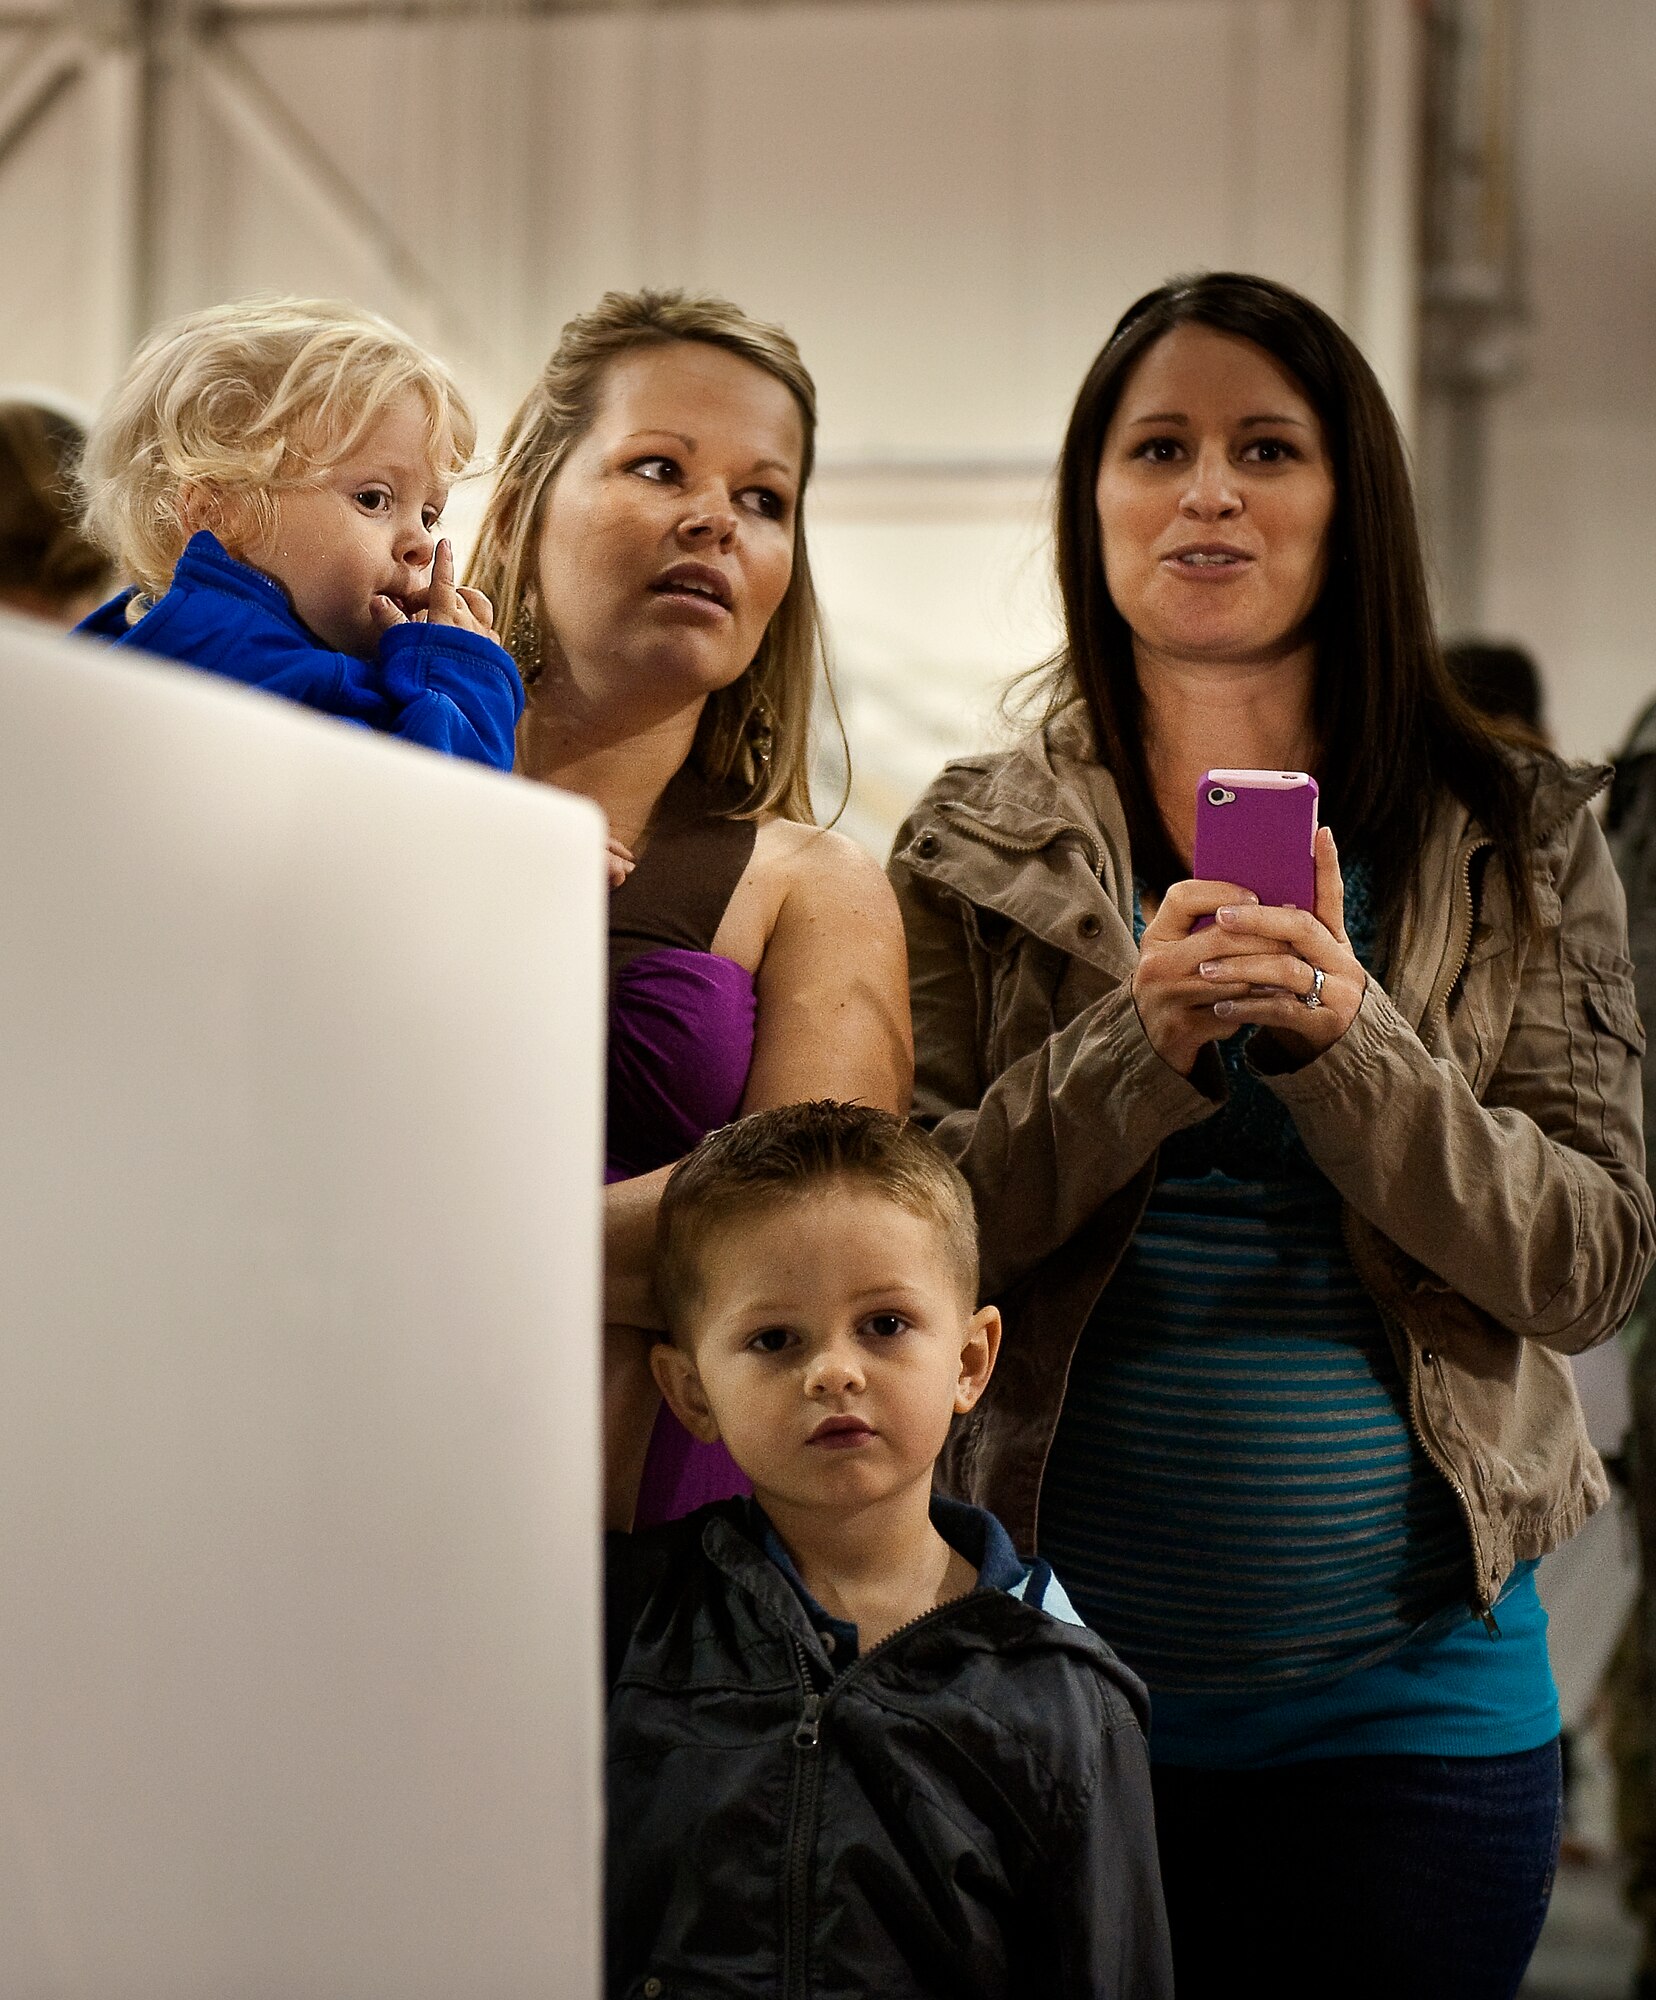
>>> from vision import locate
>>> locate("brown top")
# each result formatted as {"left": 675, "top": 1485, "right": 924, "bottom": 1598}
{"left": 608, "top": 762, "right": 758, "bottom": 979}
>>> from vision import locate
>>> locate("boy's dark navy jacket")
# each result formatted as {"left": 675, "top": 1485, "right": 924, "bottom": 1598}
{"left": 605, "top": 1496, "right": 1174, "bottom": 2000}
{"left": 76, "top": 531, "right": 523, "bottom": 771}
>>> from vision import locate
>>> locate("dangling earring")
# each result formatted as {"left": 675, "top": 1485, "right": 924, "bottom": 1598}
{"left": 746, "top": 685, "right": 777, "bottom": 769}
{"left": 507, "top": 595, "right": 544, "bottom": 684}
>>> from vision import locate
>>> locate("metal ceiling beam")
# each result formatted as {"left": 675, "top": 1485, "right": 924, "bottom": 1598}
{"left": 0, "top": 0, "right": 919, "bottom": 21}
{"left": 1416, "top": 0, "right": 1524, "bottom": 633}
{"left": 191, "top": 17, "right": 495, "bottom": 370}
{"left": 0, "top": 26, "right": 84, "bottom": 177}
{"left": 202, "top": 0, "right": 915, "bottom": 14}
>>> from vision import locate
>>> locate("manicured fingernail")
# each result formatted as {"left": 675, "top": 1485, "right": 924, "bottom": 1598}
{"left": 1214, "top": 1000, "right": 1237, "bottom": 1017}
{"left": 1218, "top": 907, "right": 1242, "bottom": 924}
{"left": 1199, "top": 960, "right": 1221, "bottom": 977}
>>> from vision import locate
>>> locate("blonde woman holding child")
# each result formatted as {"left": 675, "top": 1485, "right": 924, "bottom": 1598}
{"left": 76, "top": 298, "right": 522, "bottom": 771}
{"left": 469, "top": 289, "right": 912, "bottom": 1528}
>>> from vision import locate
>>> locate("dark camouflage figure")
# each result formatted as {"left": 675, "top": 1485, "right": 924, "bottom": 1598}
{"left": 1606, "top": 697, "right": 1656, "bottom": 1999}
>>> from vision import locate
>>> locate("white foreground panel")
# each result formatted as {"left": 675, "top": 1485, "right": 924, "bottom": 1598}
{"left": 0, "top": 615, "right": 603, "bottom": 2000}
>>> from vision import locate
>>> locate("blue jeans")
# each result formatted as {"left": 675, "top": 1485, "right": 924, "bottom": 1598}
{"left": 1150, "top": 1740, "right": 1563, "bottom": 2000}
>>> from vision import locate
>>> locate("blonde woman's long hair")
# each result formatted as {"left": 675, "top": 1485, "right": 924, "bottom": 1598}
{"left": 468, "top": 288, "right": 837, "bottom": 823}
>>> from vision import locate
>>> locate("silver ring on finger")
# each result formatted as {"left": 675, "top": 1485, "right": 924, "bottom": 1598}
{"left": 1300, "top": 964, "right": 1326, "bottom": 1010}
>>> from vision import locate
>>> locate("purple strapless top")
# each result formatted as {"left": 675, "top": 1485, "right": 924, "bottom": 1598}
{"left": 607, "top": 945, "right": 757, "bottom": 1527}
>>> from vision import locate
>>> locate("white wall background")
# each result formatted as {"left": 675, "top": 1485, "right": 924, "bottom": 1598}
{"left": 0, "top": 0, "right": 1415, "bottom": 848}
{"left": 1481, "top": 0, "right": 1656, "bottom": 764}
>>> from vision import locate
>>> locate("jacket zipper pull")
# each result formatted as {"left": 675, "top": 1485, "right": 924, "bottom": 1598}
{"left": 793, "top": 1691, "right": 822, "bottom": 1749}
{"left": 1481, "top": 1606, "right": 1502, "bottom": 1640}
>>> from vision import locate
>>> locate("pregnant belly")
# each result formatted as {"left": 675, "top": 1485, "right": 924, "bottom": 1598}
{"left": 1038, "top": 1192, "right": 1468, "bottom": 1696}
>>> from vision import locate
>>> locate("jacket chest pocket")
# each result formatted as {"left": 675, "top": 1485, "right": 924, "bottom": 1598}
{"left": 1466, "top": 928, "right": 1645, "bottom": 1152}
{"left": 1571, "top": 948, "right": 1646, "bottom": 1153}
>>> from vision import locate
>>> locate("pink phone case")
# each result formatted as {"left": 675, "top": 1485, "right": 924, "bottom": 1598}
{"left": 1192, "top": 770, "right": 1319, "bottom": 923}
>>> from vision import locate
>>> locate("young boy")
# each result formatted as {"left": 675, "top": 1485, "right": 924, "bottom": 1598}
{"left": 74, "top": 298, "right": 521, "bottom": 770}
{"left": 604, "top": 1100, "right": 1173, "bottom": 1999}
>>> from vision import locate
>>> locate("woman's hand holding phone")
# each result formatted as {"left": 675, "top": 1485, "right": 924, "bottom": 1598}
{"left": 1133, "top": 828, "right": 1365, "bottom": 1075}
{"left": 1203, "top": 825, "right": 1366, "bottom": 1064}
{"left": 1132, "top": 878, "right": 1261, "bottom": 1076}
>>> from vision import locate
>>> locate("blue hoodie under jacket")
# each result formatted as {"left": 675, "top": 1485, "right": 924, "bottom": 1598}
{"left": 76, "top": 531, "right": 524, "bottom": 772}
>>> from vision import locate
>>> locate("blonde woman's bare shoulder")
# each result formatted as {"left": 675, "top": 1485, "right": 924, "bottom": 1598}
{"left": 757, "top": 818, "right": 901, "bottom": 917}
{"left": 713, "top": 818, "right": 899, "bottom": 969}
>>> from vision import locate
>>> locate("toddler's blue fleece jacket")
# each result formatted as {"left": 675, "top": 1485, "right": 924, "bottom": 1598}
{"left": 76, "top": 530, "right": 524, "bottom": 772}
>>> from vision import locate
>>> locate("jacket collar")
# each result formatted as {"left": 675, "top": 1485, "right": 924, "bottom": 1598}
{"left": 953, "top": 706, "right": 1135, "bottom": 903}
{"left": 1520, "top": 754, "right": 1612, "bottom": 838}
{"left": 171, "top": 530, "right": 299, "bottom": 617}
{"left": 698, "top": 1496, "right": 1032, "bottom": 1671}
{"left": 897, "top": 706, "right": 1139, "bottom": 975}
{"left": 954, "top": 705, "right": 1608, "bottom": 857}
{"left": 1419, "top": 753, "right": 1610, "bottom": 851}
{"left": 906, "top": 715, "right": 1611, "bottom": 1028}
{"left": 699, "top": 1502, "right": 822, "bottom": 1649}
{"left": 75, "top": 532, "right": 304, "bottom": 647}
{"left": 747, "top": 1495, "right": 1027, "bottom": 1672}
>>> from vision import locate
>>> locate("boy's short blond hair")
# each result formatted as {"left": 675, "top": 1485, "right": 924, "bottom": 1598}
{"left": 655, "top": 1102, "right": 980, "bottom": 1341}
{"left": 81, "top": 297, "right": 476, "bottom": 596}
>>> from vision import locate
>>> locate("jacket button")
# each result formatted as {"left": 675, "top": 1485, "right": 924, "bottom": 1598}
{"left": 1421, "top": 1350, "right": 1435, "bottom": 1366}
{"left": 1078, "top": 912, "right": 1102, "bottom": 939}
{"left": 913, "top": 829, "right": 940, "bottom": 859}
{"left": 644, "top": 1980, "right": 664, "bottom": 1998}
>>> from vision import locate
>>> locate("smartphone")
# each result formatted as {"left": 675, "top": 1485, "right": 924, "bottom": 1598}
{"left": 1192, "top": 769, "right": 1320, "bottom": 923}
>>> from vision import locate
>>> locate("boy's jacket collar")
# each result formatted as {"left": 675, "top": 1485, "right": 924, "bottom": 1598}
{"left": 690, "top": 1498, "right": 1134, "bottom": 1705}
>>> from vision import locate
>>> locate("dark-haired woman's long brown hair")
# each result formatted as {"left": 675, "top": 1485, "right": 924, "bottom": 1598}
{"left": 0, "top": 402, "right": 110, "bottom": 617}
{"left": 1035, "top": 270, "right": 1538, "bottom": 950}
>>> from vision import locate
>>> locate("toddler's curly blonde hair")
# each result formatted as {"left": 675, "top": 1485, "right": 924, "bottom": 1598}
{"left": 81, "top": 297, "right": 476, "bottom": 597}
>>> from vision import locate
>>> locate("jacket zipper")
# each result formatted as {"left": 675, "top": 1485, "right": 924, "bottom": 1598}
{"left": 1341, "top": 1204, "right": 1499, "bottom": 1630}
{"left": 1421, "top": 837, "right": 1492, "bottom": 1042}
{"left": 776, "top": 1592, "right": 1001, "bottom": 1997}
{"left": 781, "top": 1639, "right": 824, "bottom": 2000}
{"left": 936, "top": 799, "right": 1110, "bottom": 881}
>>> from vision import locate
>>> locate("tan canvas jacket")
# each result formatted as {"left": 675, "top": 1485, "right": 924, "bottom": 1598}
{"left": 890, "top": 707, "right": 1656, "bottom": 1617}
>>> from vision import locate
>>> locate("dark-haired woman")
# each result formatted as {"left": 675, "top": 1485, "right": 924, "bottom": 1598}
{"left": 891, "top": 274, "right": 1654, "bottom": 1999}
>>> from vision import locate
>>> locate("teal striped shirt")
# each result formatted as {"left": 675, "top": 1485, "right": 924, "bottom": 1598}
{"left": 1042, "top": 1170, "right": 1469, "bottom": 1696}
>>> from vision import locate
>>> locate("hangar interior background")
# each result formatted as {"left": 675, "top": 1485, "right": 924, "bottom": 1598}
{"left": 1, "top": 0, "right": 1651, "bottom": 844}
